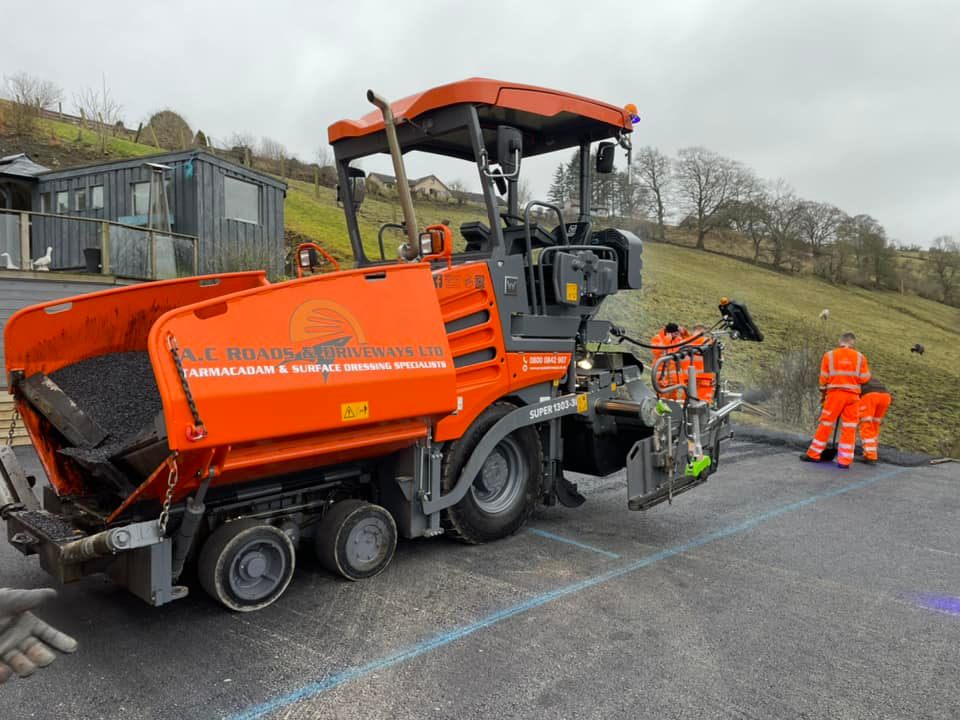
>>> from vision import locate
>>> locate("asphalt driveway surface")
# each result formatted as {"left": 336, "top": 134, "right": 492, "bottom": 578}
{"left": 2, "top": 442, "right": 957, "bottom": 719}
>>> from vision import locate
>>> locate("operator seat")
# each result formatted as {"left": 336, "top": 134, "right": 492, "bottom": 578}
{"left": 461, "top": 221, "right": 491, "bottom": 252}
{"left": 502, "top": 222, "right": 555, "bottom": 255}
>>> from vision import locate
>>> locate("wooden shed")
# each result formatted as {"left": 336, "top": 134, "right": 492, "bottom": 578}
{"left": 32, "top": 150, "right": 287, "bottom": 274}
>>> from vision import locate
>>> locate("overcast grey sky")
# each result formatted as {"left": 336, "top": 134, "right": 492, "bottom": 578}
{"left": 3, "top": 0, "right": 957, "bottom": 245}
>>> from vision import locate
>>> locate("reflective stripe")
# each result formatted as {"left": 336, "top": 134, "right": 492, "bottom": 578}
{"left": 827, "top": 351, "right": 835, "bottom": 376}
{"left": 826, "top": 384, "right": 861, "bottom": 392}
{"left": 855, "top": 353, "right": 862, "bottom": 377}
{"left": 838, "top": 444, "right": 855, "bottom": 450}
{"left": 821, "top": 421, "right": 835, "bottom": 427}
{"left": 838, "top": 452, "right": 854, "bottom": 459}
{"left": 860, "top": 416, "right": 876, "bottom": 422}
{"left": 810, "top": 440, "right": 826, "bottom": 448}
{"left": 841, "top": 422, "right": 858, "bottom": 428}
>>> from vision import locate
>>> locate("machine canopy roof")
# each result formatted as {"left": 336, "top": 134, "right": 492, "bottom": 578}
{"left": 327, "top": 78, "right": 635, "bottom": 160}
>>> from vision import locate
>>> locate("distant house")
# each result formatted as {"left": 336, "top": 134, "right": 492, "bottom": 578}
{"left": 367, "top": 172, "right": 451, "bottom": 200}
{"left": 0, "top": 150, "right": 286, "bottom": 274}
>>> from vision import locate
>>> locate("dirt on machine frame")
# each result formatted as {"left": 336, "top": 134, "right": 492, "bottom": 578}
{"left": 0, "top": 78, "right": 762, "bottom": 612}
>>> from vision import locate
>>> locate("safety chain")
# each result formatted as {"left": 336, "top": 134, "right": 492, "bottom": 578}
{"left": 167, "top": 333, "right": 207, "bottom": 440}
{"left": 4, "top": 406, "right": 20, "bottom": 446}
{"left": 157, "top": 455, "right": 180, "bottom": 535}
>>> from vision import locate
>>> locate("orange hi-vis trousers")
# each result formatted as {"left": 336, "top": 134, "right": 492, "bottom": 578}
{"left": 807, "top": 390, "right": 860, "bottom": 466}
{"left": 859, "top": 391, "right": 892, "bottom": 460}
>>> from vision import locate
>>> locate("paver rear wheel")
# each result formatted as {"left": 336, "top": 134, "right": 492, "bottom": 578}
{"left": 441, "top": 403, "right": 542, "bottom": 544}
{"left": 198, "top": 519, "right": 295, "bottom": 612}
{"left": 315, "top": 500, "right": 397, "bottom": 581}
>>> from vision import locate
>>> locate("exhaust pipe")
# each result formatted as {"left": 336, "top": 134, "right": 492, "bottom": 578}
{"left": 367, "top": 89, "right": 419, "bottom": 260}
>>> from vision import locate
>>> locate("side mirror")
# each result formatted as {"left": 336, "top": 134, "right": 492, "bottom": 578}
{"left": 596, "top": 142, "right": 616, "bottom": 174}
{"left": 497, "top": 125, "right": 522, "bottom": 177}
{"left": 337, "top": 166, "right": 366, "bottom": 207}
{"left": 298, "top": 246, "right": 315, "bottom": 271}
{"left": 420, "top": 224, "right": 453, "bottom": 262}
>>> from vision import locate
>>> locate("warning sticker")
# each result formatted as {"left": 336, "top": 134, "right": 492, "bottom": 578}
{"left": 577, "top": 394, "right": 589, "bottom": 413}
{"left": 341, "top": 401, "right": 370, "bottom": 422}
{"left": 565, "top": 283, "right": 579, "bottom": 302}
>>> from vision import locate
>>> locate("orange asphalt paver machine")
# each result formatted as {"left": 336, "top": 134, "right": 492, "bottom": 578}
{"left": 0, "top": 79, "right": 762, "bottom": 611}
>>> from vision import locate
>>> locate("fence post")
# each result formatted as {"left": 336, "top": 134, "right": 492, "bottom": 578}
{"left": 19, "top": 212, "right": 30, "bottom": 270}
{"left": 100, "top": 222, "right": 111, "bottom": 275}
{"left": 149, "top": 231, "right": 157, "bottom": 280}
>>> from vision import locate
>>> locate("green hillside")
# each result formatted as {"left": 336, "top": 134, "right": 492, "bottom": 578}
{"left": 601, "top": 242, "right": 959, "bottom": 456}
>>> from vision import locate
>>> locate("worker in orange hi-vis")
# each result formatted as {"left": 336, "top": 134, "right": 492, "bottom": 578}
{"left": 858, "top": 377, "right": 892, "bottom": 464}
{"left": 681, "top": 324, "right": 716, "bottom": 404}
{"left": 651, "top": 322, "right": 689, "bottom": 400}
{"left": 802, "top": 331, "right": 871, "bottom": 468}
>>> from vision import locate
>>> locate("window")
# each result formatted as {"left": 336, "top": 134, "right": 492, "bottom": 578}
{"left": 132, "top": 182, "right": 150, "bottom": 216}
{"left": 75, "top": 188, "right": 87, "bottom": 212}
{"left": 224, "top": 176, "right": 260, "bottom": 224}
{"left": 40, "top": 192, "right": 51, "bottom": 213}
{"left": 91, "top": 185, "right": 104, "bottom": 210}
{"left": 55, "top": 191, "right": 69, "bottom": 214}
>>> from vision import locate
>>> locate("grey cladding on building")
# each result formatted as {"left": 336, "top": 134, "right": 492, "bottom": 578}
{"left": 26, "top": 150, "right": 286, "bottom": 274}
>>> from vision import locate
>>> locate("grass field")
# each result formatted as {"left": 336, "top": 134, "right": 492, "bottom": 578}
{"left": 601, "top": 242, "right": 960, "bottom": 455}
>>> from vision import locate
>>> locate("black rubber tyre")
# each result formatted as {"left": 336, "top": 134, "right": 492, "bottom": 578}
{"left": 198, "top": 519, "right": 296, "bottom": 612}
{"left": 441, "top": 402, "right": 542, "bottom": 544}
{"left": 315, "top": 500, "right": 397, "bottom": 581}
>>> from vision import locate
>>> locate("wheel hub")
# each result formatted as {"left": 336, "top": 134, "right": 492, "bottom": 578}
{"left": 346, "top": 518, "right": 389, "bottom": 568}
{"left": 471, "top": 437, "right": 526, "bottom": 515}
{"left": 229, "top": 538, "right": 288, "bottom": 602}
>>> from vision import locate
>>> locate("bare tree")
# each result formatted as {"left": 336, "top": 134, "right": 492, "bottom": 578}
{"left": 928, "top": 235, "right": 959, "bottom": 303}
{"left": 837, "top": 213, "right": 893, "bottom": 288}
{"left": 759, "top": 180, "right": 804, "bottom": 269}
{"left": 227, "top": 131, "right": 257, "bottom": 150}
{"left": 518, "top": 179, "right": 533, "bottom": 209}
{"left": 316, "top": 145, "right": 332, "bottom": 169}
{"left": 259, "top": 136, "right": 287, "bottom": 161}
{"left": 74, "top": 76, "right": 123, "bottom": 153}
{"left": 634, "top": 147, "right": 671, "bottom": 240}
{"left": 674, "top": 146, "right": 744, "bottom": 249}
{"left": 448, "top": 179, "right": 469, "bottom": 206}
{"left": 797, "top": 201, "right": 845, "bottom": 256}
{"left": 1, "top": 72, "right": 63, "bottom": 135}
{"left": 724, "top": 173, "right": 769, "bottom": 263}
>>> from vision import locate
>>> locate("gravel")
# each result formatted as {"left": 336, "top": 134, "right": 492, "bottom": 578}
{"left": 49, "top": 352, "right": 163, "bottom": 459}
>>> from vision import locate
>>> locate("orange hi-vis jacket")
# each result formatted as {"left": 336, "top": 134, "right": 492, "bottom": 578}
{"left": 680, "top": 335, "right": 716, "bottom": 403}
{"left": 819, "top": 346, "right": 871, "bottom": 394}
{"left": 651, "top": 327, "right": 689, "bottom": 399}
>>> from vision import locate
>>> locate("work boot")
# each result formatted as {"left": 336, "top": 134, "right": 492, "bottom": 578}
{"left": 837, "top": 464, "right": 850, "bottom": 470}
{"left": 799, "top": 454, "right": 819, "bottom": 463}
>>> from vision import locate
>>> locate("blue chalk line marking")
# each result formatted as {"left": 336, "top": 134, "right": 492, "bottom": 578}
{"left": 528, "top": 527, "right": 621, "bottom": 559}
{"left": 229, "top": 467, "right": 907, "bottom": 720}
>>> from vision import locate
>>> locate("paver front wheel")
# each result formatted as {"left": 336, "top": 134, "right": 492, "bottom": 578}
{"left": 198, "top": 519, "right": 296, "bottom": 612}
{"left": 315, "top": 500, "right": 397, "bottom": 581}
{"left": 441, "top": 403, "right": 542, "bottom": 544}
